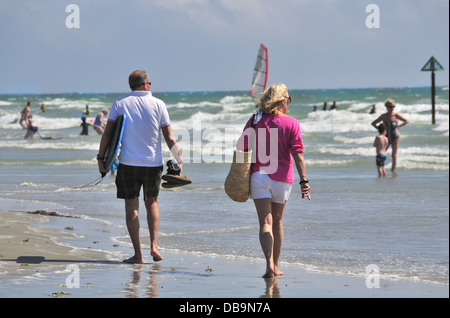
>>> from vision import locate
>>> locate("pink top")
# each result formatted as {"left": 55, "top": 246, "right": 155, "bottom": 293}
{"left": 237, "top": 113, "right": 304, "bottom": 184}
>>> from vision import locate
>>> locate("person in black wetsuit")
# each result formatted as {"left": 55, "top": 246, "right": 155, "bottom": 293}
{"left": 371, "top": 99, "right": 409, "bottom": 173}
{"left": 80, "top": 116, "right": 89, "bottom": 135}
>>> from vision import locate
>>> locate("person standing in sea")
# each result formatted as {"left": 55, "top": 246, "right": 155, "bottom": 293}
{"left": 97, "top": 70, "right": 183, "bottom": 264}
{"left": 19, "top": 101, "right": 31, "bottom": 129}
{"left": 93, "top": 108, "right": 109, "bottom": 135}
{"left": 237, "top": 83, "right": 311, "bottom": 278}
{"left": 373, "top": 123, "right": 389, "bottom": 178}
{"left": 371, "top": 98, "right": 409, "bottom": 173}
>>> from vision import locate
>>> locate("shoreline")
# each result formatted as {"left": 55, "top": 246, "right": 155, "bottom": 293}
{"left": 0, "top": 210, "right": 448, "bottom": 298}
{"left": 0, "top": 210, "right": 115, "bottom": 280}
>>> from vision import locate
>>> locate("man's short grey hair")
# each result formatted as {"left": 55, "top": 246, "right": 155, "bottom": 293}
{"left": 129, "top": 70, "right": 148, "bottom": 91}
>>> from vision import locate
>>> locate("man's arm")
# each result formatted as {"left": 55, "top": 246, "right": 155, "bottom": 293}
{"left": 162, "top": 125, "right": 183, "bottom": 170}
{"left": 97, "top": 120, "right": 115, "bottom": 176}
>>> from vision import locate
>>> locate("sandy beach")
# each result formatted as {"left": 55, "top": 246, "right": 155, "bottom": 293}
{"left": 1, "top": 1, "right": 448, "bottom": 310}
{"left": 0, "top": 209, "right": 447, "bottom": 300}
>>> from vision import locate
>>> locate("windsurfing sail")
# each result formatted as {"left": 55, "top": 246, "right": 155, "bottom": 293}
{"left": 250, "top": 44, "right": 268, "bottom": 102}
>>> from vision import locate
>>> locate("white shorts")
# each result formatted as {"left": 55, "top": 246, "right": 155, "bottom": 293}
{"left": 250, "top": 171, "right": 292, "bottom": 204}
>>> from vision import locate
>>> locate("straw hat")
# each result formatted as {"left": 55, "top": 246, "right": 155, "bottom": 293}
{"left": 224, "top": 150, "right": 252, "bottom": 202}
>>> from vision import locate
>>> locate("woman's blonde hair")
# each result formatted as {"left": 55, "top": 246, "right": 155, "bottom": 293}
{"left": 257, "top": 83, "right": 288, "bottom": 115}
{"left": 384, "top": 98, "right": 395, "bottom": 108}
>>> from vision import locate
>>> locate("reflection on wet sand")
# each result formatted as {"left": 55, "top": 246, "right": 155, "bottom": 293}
{"left": 261, "top": 277, "right": 281, "bottom": 298}
{"left": 123, "top": 264, "right": 160, "bottom": 298}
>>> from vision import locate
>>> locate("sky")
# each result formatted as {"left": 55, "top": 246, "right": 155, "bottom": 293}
{"left": 0, "top": 0, "right": 448, "bottom": 94}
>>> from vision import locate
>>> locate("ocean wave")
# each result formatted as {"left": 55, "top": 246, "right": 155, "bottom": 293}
{"left": 219, "top": 95, "right": 250, "bottom": 104}
{"left": 0, "top": 140, "right": 97, "bottom": 151}
{"left": 160, "top": 225, "right": 257, "bottom": 237}
{"left": 0, "top": 100, "right": 13, "bottom": 106}
{"left": 20, "top": 182, "right": 58, "bottom": 188}
{"left": 0, "top": 115, "right": 86, "bottom": 130}
{"left": 398, "top": 161, "right": 449, "bottom": 171}
{"left": 168, "top": 101, "right": 222, "bottom": 109}
{"left": 333, "top": 135, "right": 375, "bottom": 144}
{"left": 172, "top": 111, "right": 249, "bottom": 131}
{"left": 315, "top": 145, "right": 448, "bottom": 158}
{"left": 0, "top": 160, "right": 96, "bottom": 166}
{"left": 38, "top": 97, "right": 109, "bottom": 110}
{"left": 306, "top": 157, "right": 448, "bottom": 170}
{"left": 306, "top": 159, "right": 362, "bottom": 166}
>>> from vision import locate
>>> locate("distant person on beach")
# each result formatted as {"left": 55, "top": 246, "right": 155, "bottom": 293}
{"left": 236, "top": 83, "right": 311, "bottom": 278}
{"left": 322, "top": 102, "right": 327, "bottom": 111}
{"left": 371, "top": 98, "right": 409, "bottom": 173}
{"left": 80, "top": 116, "right": 89, "bottom": 135}
{"left": 329, "top": 101, "right": 338, "bottom": 110}
{"left": 19, "top": 101, "right": 31, "bottom": 129}
{"left": 97, "top": 70, "right": 183, "bottom": 264}
{"left": 84, "top": 105, "right": 91, "bottom": 116}
{"left": 24, "top": 115, "right": 42, "bottom": 139}
{"left": 373, "top": 124, "right": 389, "bottom": 178}
{"left": 369, "top": 104, "right": 377, "bottom": 114}
{"left": 40, "top": 104, "right": 46, "bottom": 112}
{"left": 93, "top": 108, "right": 109, "bottom": 134}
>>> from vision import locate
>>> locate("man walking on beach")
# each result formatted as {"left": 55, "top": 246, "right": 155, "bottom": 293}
{"left": 97, "top": 70, "right": 182, "bottom": 264}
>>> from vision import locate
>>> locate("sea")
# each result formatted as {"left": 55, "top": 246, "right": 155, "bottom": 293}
{"left": 0, "top": 86, "right": 448, "bottom": 286}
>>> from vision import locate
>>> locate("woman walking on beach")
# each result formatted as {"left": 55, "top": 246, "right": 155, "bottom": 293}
{"left": 237, "top": 83, "right": 311, "bottom": 278}
{"left": 371, "top": 98, "right": 409, "bottom": 173}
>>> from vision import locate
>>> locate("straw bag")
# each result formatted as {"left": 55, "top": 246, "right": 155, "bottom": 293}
{"left": 224, "top": 115, "right": 255, "bottom": 202}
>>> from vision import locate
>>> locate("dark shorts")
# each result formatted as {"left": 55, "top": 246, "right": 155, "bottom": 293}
{"left": 115, "top": 164, "right": 163, "bottom": 201}
{"left": 376, "top": 154, "right": 387, "bottom": 167}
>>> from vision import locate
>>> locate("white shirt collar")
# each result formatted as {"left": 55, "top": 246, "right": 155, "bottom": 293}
{"left": 129, "top": 90, "right": 152, "bottom": 97}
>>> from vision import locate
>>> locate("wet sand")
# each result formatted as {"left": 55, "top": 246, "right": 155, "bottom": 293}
{"left": 0, "top": 210, "right": 448, "bottom": 300}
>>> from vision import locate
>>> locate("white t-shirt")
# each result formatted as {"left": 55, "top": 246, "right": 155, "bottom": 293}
{"left": 108, "top": 91, "right": 170, "bottom": 167}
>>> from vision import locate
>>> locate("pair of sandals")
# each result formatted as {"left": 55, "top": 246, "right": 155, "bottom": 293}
{"left": 161, "top": 160, "right": 192, "bottom": 188}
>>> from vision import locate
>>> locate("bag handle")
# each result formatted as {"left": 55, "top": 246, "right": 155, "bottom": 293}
{"left": 245, "top": 114, "right": 256, "bottom": 152}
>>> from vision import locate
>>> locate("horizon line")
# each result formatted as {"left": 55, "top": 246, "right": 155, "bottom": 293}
{"left": 1, "top": 84, "right": 449, "bottom": 96}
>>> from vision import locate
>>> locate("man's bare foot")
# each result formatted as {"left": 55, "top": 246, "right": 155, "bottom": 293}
{"left": 150, "top": 250, "right": 163, "bottom": 262}
{"left": 123, "top": 255, "right": 144, "bottom": 264}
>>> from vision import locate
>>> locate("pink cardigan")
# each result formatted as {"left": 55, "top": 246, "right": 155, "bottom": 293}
{"left": 237, "top": 113, "right": 304, "bottom": 184}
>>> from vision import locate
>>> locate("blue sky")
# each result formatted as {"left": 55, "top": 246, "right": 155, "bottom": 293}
{"left": 0, "top": 0, "right": 448, "bottom": 94}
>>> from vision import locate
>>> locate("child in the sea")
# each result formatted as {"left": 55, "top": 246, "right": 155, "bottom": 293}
{"left": 80, "top": 116, "right": 89, "bottom": 135}
{"left": 373, "top": 123, "right": 389, "bottom": 178}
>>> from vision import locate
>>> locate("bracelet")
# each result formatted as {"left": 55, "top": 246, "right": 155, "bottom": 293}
{"left": 96, "top": 154, "right": 104, "bottom": 160}
{"left": 299, "top": 179, "right": 309, "bottom": 185}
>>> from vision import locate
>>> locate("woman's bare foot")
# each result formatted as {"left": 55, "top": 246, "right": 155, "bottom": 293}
{"left": 262, "top": 267, "right": 275, "bottom": 278}
{"left": 274, "top": 267, "right": 283, "bottom": 276}
{"left": 123, "top": 255, "right": 144, "bottom": 264}
{"left": 150, "top": 250, "right": 163, "bottom": 262}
